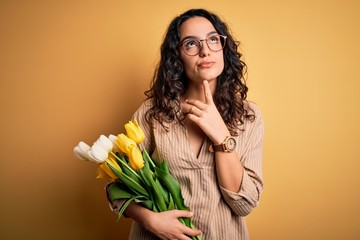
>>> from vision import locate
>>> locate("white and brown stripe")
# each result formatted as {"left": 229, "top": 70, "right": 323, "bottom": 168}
{"left": 110, "top": 99, "right": 264, "bottom": 240}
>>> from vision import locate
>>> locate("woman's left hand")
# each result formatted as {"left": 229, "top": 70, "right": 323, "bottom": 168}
{"left": 181, "top": 80, "right": 230, "bottom": 144}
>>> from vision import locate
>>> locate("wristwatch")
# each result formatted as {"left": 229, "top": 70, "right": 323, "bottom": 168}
{"left": 209, "top": 136, "right": 237, "bottom": 153}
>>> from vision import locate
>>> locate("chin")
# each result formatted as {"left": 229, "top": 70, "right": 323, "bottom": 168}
{"left": 199, "top": 73, "right": 221, "bottom": 81}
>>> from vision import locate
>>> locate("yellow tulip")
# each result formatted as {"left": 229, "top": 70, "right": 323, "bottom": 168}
{"left": 116, "top": 133, "right": 144, "bottom": 170}
{"left": 116, "top": 133, "right": 137, "bottom": 155}
{"left": 96, "top": 163, "right": 117, "bottom": 181}
{"left": 125, "top": 120, "right": 145, "bottom": 144}
{"left": 128, "top": 145, "right": 144, "bottom": 170}
{"left": 108, "top": 154, "right": 120, "bottom": 168}
{"left": 96, "top": 156, "right": 122, "bottom": 180}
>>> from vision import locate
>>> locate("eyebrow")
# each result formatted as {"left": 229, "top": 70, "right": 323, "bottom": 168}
{"left": 180, "top": 31, "right": 219, "bottom": 43}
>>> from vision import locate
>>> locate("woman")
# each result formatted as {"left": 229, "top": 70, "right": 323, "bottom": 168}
{"left": 109, "top": 8, "right": 264, "bottom": 240}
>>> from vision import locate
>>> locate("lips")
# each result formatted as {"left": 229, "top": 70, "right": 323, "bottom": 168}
{"left": 198, "top": 61, "right": 214, "bottom": 68}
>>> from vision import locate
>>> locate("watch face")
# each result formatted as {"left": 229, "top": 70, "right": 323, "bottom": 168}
{"left": 226, "top": 137, "right": 237, "bottom": 151}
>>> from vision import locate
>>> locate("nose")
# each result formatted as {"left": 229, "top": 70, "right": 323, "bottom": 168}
{"left": 199, "top": 39, "right": 211, "bottom": 57}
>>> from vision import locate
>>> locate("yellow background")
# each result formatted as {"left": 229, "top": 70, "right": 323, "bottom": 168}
{"left": 1, "top": 1, "right": 359, "bottom": 239}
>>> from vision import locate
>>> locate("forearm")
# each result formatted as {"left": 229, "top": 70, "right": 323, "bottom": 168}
{"left": 215, "top": 151, "right": 244, "bottom": 192}
{"left": 212, "top": 127, "right": 244, "bottom": 192}
{"left": 124, "top": 201, "right": 153, "bottom": 229}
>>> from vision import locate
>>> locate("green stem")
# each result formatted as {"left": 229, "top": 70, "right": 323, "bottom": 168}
{"left": 110, "top": 151, "right": 142, "bottom": 179}
{"left": 106, "top": 161, "right": 149, "bottom": 198}
{"left": 142, "top": 148, "right": 156, "bottom": 169}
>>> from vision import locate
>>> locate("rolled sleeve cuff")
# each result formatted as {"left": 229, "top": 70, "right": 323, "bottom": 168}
{"left": 105, "top": 182, "right": 126, "bottom": 215}
{"left": 219, "top": 172, "right": 261, "bottom": 216}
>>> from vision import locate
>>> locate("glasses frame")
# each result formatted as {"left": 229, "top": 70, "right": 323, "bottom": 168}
{"left": 179, "top": 34, "right": 227, "bottom": 56}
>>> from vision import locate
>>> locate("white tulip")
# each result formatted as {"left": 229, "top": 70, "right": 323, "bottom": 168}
{"left": 96, "top": 135, "right": 113, "bottom": 152}
{"left": 73, "top": 146, "right": 87, "bottom": 160}
{"left": 109, "top": 134, "right": 120, "bottom": 152}
{"left": 79, "top": 141, "right": 91, "bottom": 152}
{"left": 108, "top": 134, "right": 117, "bottom": 143}
{"left": 85, "top": 150, "right": 99, "bottom": 163}
{"left": 73, "top": 141, "right": 91, "bottom": 160}
{"left": 90, "top": 144, "right": 108, "bottom": 163}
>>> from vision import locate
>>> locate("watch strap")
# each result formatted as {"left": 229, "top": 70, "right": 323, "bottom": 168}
{"left": 212, "top": 143, "right": 225, "bottom": 152}
{"left": 209, "top": 136, "right": 229, "bottom": 152}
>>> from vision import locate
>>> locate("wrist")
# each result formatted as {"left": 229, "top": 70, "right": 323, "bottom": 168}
{"left": 213, "top": 135, "right": 227, "bottom": 145}
{"left": 212, "top": 130, "right": 231, "bottom": 145}
{"left": 138, "top": 208, "right": 154, "bottom": 229}
{"left": 210, "top": 135, "right": 237, "bottom": 153}
{"left": 125, "top": 202, "right": 153, "bottom": 229}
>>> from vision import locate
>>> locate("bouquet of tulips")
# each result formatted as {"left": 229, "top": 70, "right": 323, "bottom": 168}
{"left": 73, "top": 120, "right": 200, "bottom": 240}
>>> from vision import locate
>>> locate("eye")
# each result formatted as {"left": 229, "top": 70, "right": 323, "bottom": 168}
{"left": 184, "top": 40, "right": 198, "bottom": 49}
{"left": 208, "top": 35, "right": 220, "bottom": 44}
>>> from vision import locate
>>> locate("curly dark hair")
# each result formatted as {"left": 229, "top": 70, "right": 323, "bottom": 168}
{"left": 144, "top": 8, "right": 254, "bottom": 134}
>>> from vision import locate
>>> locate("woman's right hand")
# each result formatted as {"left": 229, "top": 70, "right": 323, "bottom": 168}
{"left": 142, "top": 209, "right": 202, "bottom": 240}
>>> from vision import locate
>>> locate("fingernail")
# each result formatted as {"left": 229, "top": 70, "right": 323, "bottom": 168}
{"left": 189, "top": 212, "right": 193, "bottom": 217}
{"left": 185, "top": 99, "right": 189, "bottom": 103}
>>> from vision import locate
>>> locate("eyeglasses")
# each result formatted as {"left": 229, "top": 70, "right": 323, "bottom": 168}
{"left": 179, "top": 35, "right": 227, "bottom": 56}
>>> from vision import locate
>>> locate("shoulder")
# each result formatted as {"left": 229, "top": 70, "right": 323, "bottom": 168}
{"left": 246, "top": 101, "right": 262, "bottom": 120}
{"left": 237, "top": 101, "right": 264, "bottom": 147}
{"left": 242, "top": 100, "right": 264, "bottom": 131}
{"left": 132, "top": 99, "right": 154, "bottom": 119}
{"left": 131, "top": 99, "right": 156, "bottom": 151}
{"left": 138, "top": 98, "right": 154, "bottom": 111}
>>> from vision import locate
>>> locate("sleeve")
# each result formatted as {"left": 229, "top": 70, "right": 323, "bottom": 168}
{"left": 219, "top": 103, "right": 264, "bottom": 216}
{"left": 105, "top": 182, "right": 125, "bottom": 214}
{"left": 131, "top": 99, "right": 155, "bottom": 154}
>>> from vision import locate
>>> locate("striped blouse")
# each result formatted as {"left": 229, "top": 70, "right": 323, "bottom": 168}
{"left": 110, "top": 99, "right": 264, "bottom": 240}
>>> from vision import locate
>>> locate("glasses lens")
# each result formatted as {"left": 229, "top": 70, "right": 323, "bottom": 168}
{"left": 180, "top": 35, "right": 226, "bottom": 56}
{"left": 182, "top": 39, "right": 201, "bottom": 56}
{"left": 207, "top": 35, "right": 226, "bottom": 52}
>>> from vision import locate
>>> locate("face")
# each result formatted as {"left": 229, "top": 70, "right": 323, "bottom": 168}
{"left": 179, "top": 17, "right": 225, "bottom": 84}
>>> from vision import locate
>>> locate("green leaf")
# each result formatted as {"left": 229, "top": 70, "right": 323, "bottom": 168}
{"left": 154, "top": 177, "right": 169, "bottom": 205}
{"left": 138, "top": 156, "right": 168, "bottom": 212}
{"left": 119, "top": 159, "right": 145, "bottom": 187}
{"left": 135, "top": 199, "right": 154, "bottom": 211}
{"left": 139, "top": 160, "right": 157, "bottom": 198}
{"left": 107, "top": 162, "right": 149, "bottom": 198}
{"left": 155, "top": 164, "right": 188, "bottom": 211}
{"left": 117, "top": 195, "right": 145, "bottom": 222}
{"left": 108, "top": 183, "right": 132, "bottom": 201}
{"left": 178, "top": 217, "right": 202, "bottom": 240}
{"left": 142, "top": 149, "right": 156, "bottom": 170}
{"left": 159, "top": 160, "right": 170, "bottom": 173}
{"left": 139, "top": 160, "right": 153, "bottom": 188}
{"left": 167, "top": 193, "right": 175, "bottom": 210}
{"left": 111, "top": 152, "right": 144, "bottom": 186}
{"left": 116, "top": 196, "right": 154, "bottom": 222}
{"left": 143, "top": 169, "right": 167, "bottom": 212}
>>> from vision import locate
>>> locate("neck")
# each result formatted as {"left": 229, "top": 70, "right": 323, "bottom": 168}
{"left": 183, "top": 79, "right": 216, "bottom": 101}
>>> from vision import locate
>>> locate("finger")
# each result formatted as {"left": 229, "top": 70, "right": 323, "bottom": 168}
{"left": 182, "top": 228, "right": 202, "bottom": 239}
{"left": 171, "top": 211, "right": 202, "bottom": 239}
{"left": 189, "top": 106, "right": 194, "bottom": 114}
{"left": 185, "top": 99, "right": 206, "bottom": 110}
{"left": 187, "top": 113, "right": 201, "bottom": 124}
{"left": 177, "top": 234, "right": 192, "bottom": 240}
{"left": 172, "top": 210, "right": 194, "bottom": 218}
{"left": 185, "top": 104, "right": 202, "bottom": 117}
{"left": 178, "top": 224, "right": 202, "bottom": 239}
{"left": 180, "top": 102, "right": 191, "bottom": 114}
{"left": 203, "top": 80, "right": 214, "bottom": 104}
{"left": 181, "top": 103, "right": 195, "bottom": 114}
{"left": 178, "top": 234, "right": 193, "bottom": 240}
